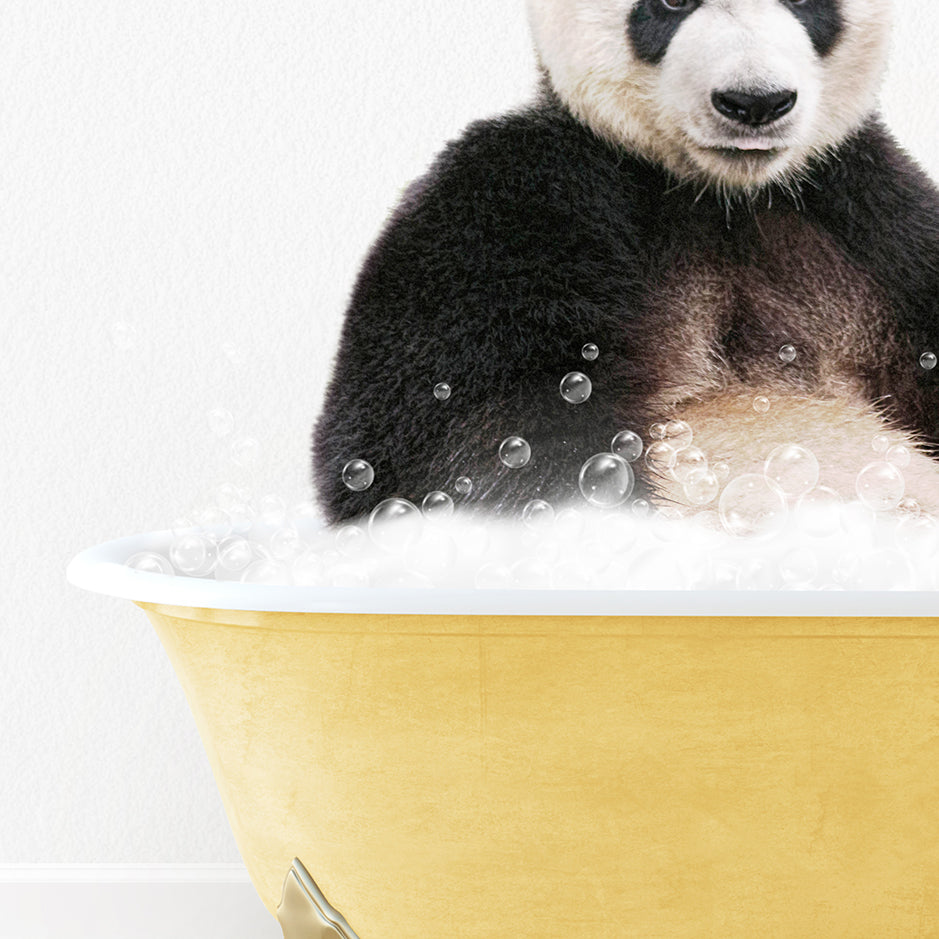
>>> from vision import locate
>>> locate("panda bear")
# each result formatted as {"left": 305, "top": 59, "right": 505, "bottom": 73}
{"left": 312, "top": 0, "right": 939, "bottom": 525}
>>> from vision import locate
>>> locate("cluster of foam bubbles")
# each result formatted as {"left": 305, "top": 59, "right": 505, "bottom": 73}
{"left": 126, "top": 454, "right": 939, "bottom": 591}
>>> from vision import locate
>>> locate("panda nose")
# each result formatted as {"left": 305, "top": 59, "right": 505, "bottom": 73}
{"left": 711, "top": 89, "right": 798, "bottom": 126}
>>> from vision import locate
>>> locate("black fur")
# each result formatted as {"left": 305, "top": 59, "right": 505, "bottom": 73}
{"left": 312, "top": 99, "right": 939, "bottom": 524}
{"left": 785, "top": 0, "right": 843, "bottom": 58}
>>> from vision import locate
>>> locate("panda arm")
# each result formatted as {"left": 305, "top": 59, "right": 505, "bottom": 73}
{"left": 311, "top": 112, "right": 651, "bottom": 523}
{"left": 805, "top": 118, "right": 939, "bottom": 445}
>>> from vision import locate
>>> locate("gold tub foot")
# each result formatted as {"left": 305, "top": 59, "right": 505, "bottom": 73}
{"left": 277, "top": 859, "right": 361, "bottom": 939}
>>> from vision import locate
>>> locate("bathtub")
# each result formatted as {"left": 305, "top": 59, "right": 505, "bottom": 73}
{"left": 69, "top": 528, "right": 939, "bottom": 937}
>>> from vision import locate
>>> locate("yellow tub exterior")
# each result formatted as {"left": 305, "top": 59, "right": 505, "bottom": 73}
{"left": 139, "top": 603, "right": 939, "bottom": 937}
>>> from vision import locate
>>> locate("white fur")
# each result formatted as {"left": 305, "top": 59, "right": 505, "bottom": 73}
{"left": 526, "top": 0, "right": 894, "bottom": 189}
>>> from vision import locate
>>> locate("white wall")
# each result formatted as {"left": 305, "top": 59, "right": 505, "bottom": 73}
{"left": 0, "top": 0, "right": 937, "bottom": 877}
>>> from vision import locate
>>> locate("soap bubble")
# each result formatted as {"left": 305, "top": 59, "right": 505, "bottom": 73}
{"left": 475, "top": 562, "right": 513, "bottom": 590}
{"left": 126, "top": 552, "right": 173, "bottom": 575}
{"left": 434, "top": 382, "right": 452, "bottom": 400}
{"left": 871, "top": 434, "right": 890, "bottom": 454}
{"left": 683, "top": 469, "right": 719, "bottom": 506}
{"left": 522, "top": 499, "right": 555, "bottom": 529}
{"left": 611, "top": 430, "right": 643, "bottom": 463}
{"left": 270, "top": 525, "right": 304, "bottom": 561}
{"left": 778, "top": 344, "right": 797, "bottom": 364}
{"left": 578, "top": 453, "right": 634, "bottom": 507}
{"left": 422, "top": 491, "right": 455, "bottom": 519}
{"left": 499, "top": 436, "right": 532, "bottom": 468}
{"left": 664, "top": 420, "right": 693, "bottom": 451}
{"left": 258, "top": 493, "right": 287, "bottom": 526}
{"left": 227, "top": 501, "right": 256, "bottom": 534}
{"left": 631, "top": 498, "right": 652, "bottom": 518}
{"left": 455, "top": 476, "right": 473, "bottom": 496}
{"left": 342, "top": 459, "right": 374, "bottom": 492}
{"left": 645, "top": 441, "right": 677, "bottom": 475}
{"left": 368, "top": 498, "right": 423, "bottom": 552}
{"left": 649, "top": 423, "right": 667, "bottom": 440}
{"left": 581, "top": 343, "right": 599, "bottom": 361}
{"left": 796, "top": 486, "right": 842, "bottom": 538}
{"left": 753, "top": 396, "right": 771, "bottom": 414}
{"left": 511, "top": 558, "right": 553, "bottom": 589}
{"left": 231, "top": 435, "right": 260, "bottom": 467}
{"left": 289, "top": 500, "right": 320, "bottom": 526}
{"left": 856, "top": 461, "right": 905, "bottom": 512}
{"left": 886, "top": 444, "right": 911, "bottom": 469}
{"left": 712, "top": 461, "right": 730, "bottom": 482}
{"left": 560, "top": 371, "right": 592, "bottom": 404}
{"left": 335, "top": 525, "right": 367, "bottom": 558}
{"left": 764, "top": 444, "right": 819, "bottom": 499}
{"left": 170, "top": 533, "right": 215, "bottom": 575}
{"left": 207, "top": 408, "right": 235, "bottom": 437}
{"left": 192, "top": 506, "right": 232, "bottom": 540}
{"left": 719, "top": 474, "right": 787, "bottom": 539}
{"left": 737, "top": 557, "right": 781, "bottom": 591}
{"left": 673, "top": 446, "right": 707, "bottom": 482}
{"left": 241, "top": 559, "right": 289, "bottom": 585}
{"left": 216, "top": 536, "right": 253, "bottom": 572}
{"left": 920, "top": 352, "right": 937, "bottom": 370}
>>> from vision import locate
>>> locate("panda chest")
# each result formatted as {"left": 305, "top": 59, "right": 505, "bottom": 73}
{"left": 639, "top": 213, "right": 890, "bottom": 406}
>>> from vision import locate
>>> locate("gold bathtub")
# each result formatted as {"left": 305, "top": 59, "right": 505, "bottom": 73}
{"left": 70, "top": 533, "right": 939, "bottom": 937}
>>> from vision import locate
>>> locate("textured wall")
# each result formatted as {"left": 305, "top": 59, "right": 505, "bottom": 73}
{"left": 0, "top": 1, "right": 936, "bottom": 863}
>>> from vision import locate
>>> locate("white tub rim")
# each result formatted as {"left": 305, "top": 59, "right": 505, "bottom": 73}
{"left": 67, "top": 529, "right": 939, "bottom": 618}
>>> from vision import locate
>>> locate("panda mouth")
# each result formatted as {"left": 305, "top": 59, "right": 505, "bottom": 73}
{"left": 710, "top": 146, "right": 781, "bottom": 160}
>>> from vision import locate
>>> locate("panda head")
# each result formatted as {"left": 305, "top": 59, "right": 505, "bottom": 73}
{"left": 527, "top": 0, "right": 893, "bottom": 191}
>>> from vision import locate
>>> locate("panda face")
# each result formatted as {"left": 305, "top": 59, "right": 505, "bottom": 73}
{"left": 527, "top": 0, "right": 893, "bottom": 191}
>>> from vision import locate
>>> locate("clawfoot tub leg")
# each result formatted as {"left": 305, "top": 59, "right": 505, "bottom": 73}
{"left": 276, "top": 859, "right": 362, "bottom": 939}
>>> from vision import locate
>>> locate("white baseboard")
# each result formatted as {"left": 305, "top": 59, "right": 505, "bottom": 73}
{"left": 0, "top": 866, "right": 282, "bottom": 939}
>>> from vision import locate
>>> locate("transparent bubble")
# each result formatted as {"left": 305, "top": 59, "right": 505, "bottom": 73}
{"left": 718, "top": 474, "right": 788, "bottom": 539}
{"left": 736, "top": 557, "right": 781, "bottom": 591}
{"left": 289, "top": 500, "right": 320, "bottom": 526}
{"left": 241, "top": 559, "right": 289, "bottom": 585}
{"left": 753, "top": 396, "right": 771, "bottom": 414}
{"left": 217, "top": 536, "right": 254, "bottom": 572}
{"left": 522, "top": 499, "right": 555, "bottom": 529}
{"left": 455, "top": 476, "right": 473, "bottom": 496}
{"left": 474, "top": 562, "right": 512, "bottom": 590}
{"left": 560, "top": 371, "right": 592, "bottom": 404}
{"left": 207, "top": 408, "right": 235, "bottom": 437}
{"left": 231, "top": 435, "right": 260, "bottom": 467}
{"left": 673, "top": 446, "right": 707, "bottom": 482}
{"left": 227, "top": 501, "right": 256, "bottom": 534}
{"left": 683, "top": 469, "right": 719, "bottom": 506}
{"left": 368, "top": 498, "right": 423, "bottom": 552}
{"left": 853, "top": 550, "right": 914, "bottom": 591}
{"left": 270, "top": 525, "right": 304, "bottom": 561}
{"left": 555, "top": 507, "right": 586, "bottom": 539}
{"left": 335, "top": 525, "right": 367, "bottom": 558}
{"left": 778, "top": 344, "right": 797, "bottom": 364}
{"left": 499, "top": 436, "right": 532, "bottom": 469}
{"left": 898, "top": 497, "right": 921, "bottom": 516}
{"left": 169, "top": 533, "right": 215, "bottom": 575}
{"left": 422, "top": 490, "right": 455, "bottom": 519}
{"left": 645, "top": 441, "right": 677, "bottom": 475}
{"left": 631, "top": 498, "right": 652, "bottom": 519}
{"left": 193, "top": 506, "right": 232, "bottom": 539}
{"left": 796, "top": 486, "right": 842, "bottom": 538}
{"left": 856, "top": 461, "right": 905, "bottom": 512}
{"left": 292, "top": 550, "right": 325, "bottom": 586}
{"left": 779, "top": 548, "right": 818, "bottom": 585}
{"left": 649, "top": 423, "right": 667, "bottom": 441}
{"left": 920, "top": 352, "right": 937, "bottom": 370}
{"left": 886, "top": 444, "right": 911, "bottom": 469}
{"left": 664, "top": 420, "right": 693, "bottom": 451}
{"left": 581, "top": 343, "right": 599, "bottom": 362}
{"left": 109, "top": 321, "right": 135, "bottom": 350}
{"left": 611, "top": 430, "right": 643, "bottom": 463}
{"left": 712, "top": 461, "right": 731, "bottom": 482}
{"left": 511, "top": 558, "right": 553, "bottom": 589}
{"left": 578, "top": 453, "right": 635, "bottom": 508}
{"left": 258, "top": 493, "right": 287, "bottom": 526}
{"left": 342, "top": 459, "right": 374, "bottom": 492}
{"left": 126, "top": 552, "right": 173, "bottom": 575}
{"left": 764, "top": 444, "right": 820, "bottom": 499}
{"left": 434, "top": 382, "right": 452, "bottom": 401}
{"left": 871, "top": 434, "right": 890, "bottom": 454}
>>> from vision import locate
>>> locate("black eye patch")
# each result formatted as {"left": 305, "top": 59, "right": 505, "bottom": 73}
{"left": 627, "top": 0, "right": 843, "bottom": 66}
{"left": 627, "top": 1, "right": 700, "bottom": 66}
{"left": 783, "top": 0, "right": 843, "bottom": 58}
